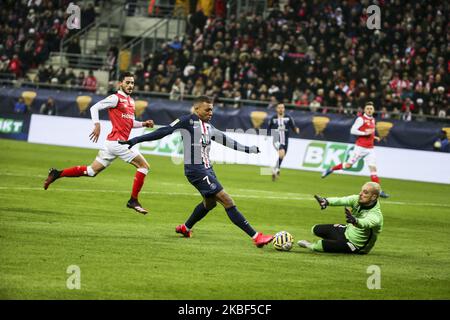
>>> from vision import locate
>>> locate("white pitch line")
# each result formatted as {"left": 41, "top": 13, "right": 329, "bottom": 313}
{"left": 0, "top": 172, "right": 47, "bottom": 178}
{"left": 0, "top": 172, "right": 314, "bottom": 197}
{"left": 0, "top": 186, "right": 449, "bottom": 208}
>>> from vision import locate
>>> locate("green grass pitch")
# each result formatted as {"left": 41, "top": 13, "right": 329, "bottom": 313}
{"left": 1, "top": 138, "right": 449, "bottom": 299}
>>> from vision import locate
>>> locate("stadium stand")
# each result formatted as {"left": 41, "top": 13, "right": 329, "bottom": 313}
{"left": 133, "top": 0, "right": 448, "bottom": 120}
{"left": 0, "top": 0, "right": 448, "bottom": 122}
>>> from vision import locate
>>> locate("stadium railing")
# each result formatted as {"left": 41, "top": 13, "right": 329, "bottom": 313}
{"left": 129, "top": 0, "right": 182, "bottom": 18}
{"left": 226, "top": 0, "right": 269, "bottom": 18}
{"left": 0, "top": 78, "right": 99, "bottom": 94}
{"left": 48, "top": 52, "right": 107, "bottom": 71}
{"left": 60, "top": 4, "right": 125, "bottom": 55}
{"left": 118, "top": 14, "right": 184, "bottom": 78}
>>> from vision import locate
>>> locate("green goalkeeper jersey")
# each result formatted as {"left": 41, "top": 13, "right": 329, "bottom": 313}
{"left": 327, "top": 195, "right": 383, "bottom": 254}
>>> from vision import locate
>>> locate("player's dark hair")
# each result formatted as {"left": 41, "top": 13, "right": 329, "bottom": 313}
{"left": 194, "top": 95, "right": 213, "bottom": 106}
{"left": 119, "top": 72, "right": 134, "bottom": 81}
{"left": 365, "top": 101, "right": 375, "bottom": 107}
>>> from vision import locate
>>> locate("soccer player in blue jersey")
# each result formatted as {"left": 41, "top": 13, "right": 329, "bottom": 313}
{"left": 119, "top": 96, "right": 273, "bottom": 247}
{"left": 267, "top": 103, "right": 300, "bottom": 181}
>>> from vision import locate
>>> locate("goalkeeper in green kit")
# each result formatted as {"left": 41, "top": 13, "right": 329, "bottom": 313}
{"left": 298, "top": 182, "right": 383, "bottom": 254}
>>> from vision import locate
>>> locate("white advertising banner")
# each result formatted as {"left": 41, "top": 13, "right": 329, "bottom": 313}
{"left": 28, "top": 114, "right": 145, "bottom": 149}
{"left": 139, "top": 129, "right": 450, "bottom": 185}
{"left": 28, "top": 115, "right": 450, "bottom": 184}
{"left": 210, "top": 131, "right": 450, "bottom": 184}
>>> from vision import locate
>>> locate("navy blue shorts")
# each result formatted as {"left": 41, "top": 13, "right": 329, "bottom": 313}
{"left": 273, "top": 139, "right": 289, "bottom": 152}
{"left": 186, "top": 167, "right": 223, "bottom": 198}
{"left": 279, "top": 143, "right": 288, "bottom": 152}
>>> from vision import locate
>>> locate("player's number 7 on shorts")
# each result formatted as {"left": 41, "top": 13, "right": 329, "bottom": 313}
{"left": 203, "top": 176, "right": 211, "bottom": 185}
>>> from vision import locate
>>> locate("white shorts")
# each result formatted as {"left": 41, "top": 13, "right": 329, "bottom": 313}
{"left": 96, "top": 140, "right": 142, "bottom": 167}
{"left": 346, "top": 145, "right": 377, "bottom": 167}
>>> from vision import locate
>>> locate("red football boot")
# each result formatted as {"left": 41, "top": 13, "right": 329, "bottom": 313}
{"left": 175, "top": 224, "right": 192, "bottom": 238}
{"left": 253, "top": 232, "right": 273, "bottom": 248}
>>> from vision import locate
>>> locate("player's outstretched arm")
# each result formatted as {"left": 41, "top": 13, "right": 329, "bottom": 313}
{"left": 119, "top": 125, "right": 176, "bottom": 149}
{"left": 133, "top": 119, "right": 154, "bottom": 128}
{"left": 314, "top": 195, "right": 329, "bottom": 210}
{"left": 211, "top": 128, "right": 260, "bottom": 154}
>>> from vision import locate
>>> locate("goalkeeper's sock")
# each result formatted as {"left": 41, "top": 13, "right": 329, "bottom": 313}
{"left": 60, "top": 166, "right": 88, "bottom": 177}
{"left": 311, "top": 240, "right": 324, "bottom": 252}
{"left": 331, "top": 163, "right": 343, "bottom": 171}
{"left": 225, "top": 206, "right": 256, "bottom": 237}
{"left": 131, "top": 169, "right": 147, "bottom": 199}
{"left": 185, "top": 202, "right": 210, "bottom": 229}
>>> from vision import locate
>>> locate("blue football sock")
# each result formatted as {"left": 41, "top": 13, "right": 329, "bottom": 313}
{"left": 185, "top": 202, "right": 210, "bottom": 229}
{"left": 225, "top": 206, "right": 256, "bottom": 237}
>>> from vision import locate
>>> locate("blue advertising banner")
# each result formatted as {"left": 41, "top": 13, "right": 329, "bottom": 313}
{"left": 0, "top": 112, "right": 32, "bottom": 141}
{"left": 1, "top": 88, "right": 448, "bottom": 151}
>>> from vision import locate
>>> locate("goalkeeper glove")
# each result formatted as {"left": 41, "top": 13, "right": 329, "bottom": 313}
{"left": 345, "top": 207, "right": 358, "bottom": 225}
{"left": 314, "top": 195, "right": 329, "bottom": 210}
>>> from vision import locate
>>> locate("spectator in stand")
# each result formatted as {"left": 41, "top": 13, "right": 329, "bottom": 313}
{"left": 433, "top": 130, "right": 449, "bottom": 152}
{"left": 126, "top": 0, "right": 138, "bottom": 17}
{"left": 267, "top": 96, "right": 278, "bottom": 109}
{"left": 169, "top": 77, "right": 185, "bottom": 101}
{"left": 8, "top": 54, "right": 22, "bottom": 78}
{"left": 437, "top": 108, "right": 447, "bottom": 119}
{"left": 402, "top": 97, "right": 415, "bottom": 113}
{"left": 14, "top": 97, "right": 27, "bottom": 114}
{"left": 310, "top": 97, "right": 321, "bottom": 113}
{"left": 401, "top": 106, "right": 413, "bottom": 122}
{"left": 378, "top": 107, "right": 390, "bottom": 120}
{"left": 67, "top": 37, "right": 82, "bottom": 68}
{"left": 192, "top": 78, "right": 205, "bottom": 96}
{"left": 34, "top": 38, "right": 49, "bottom": 66}
{"left": 35, "top": 66, "right": 49, "bottom": 83}
{"left": 104, "top": 46, "right": 119, "bottom": 79}
{"left": 56, "top": 68, "right": 69, "bottom": 85}
{"left": 415, "top": 98, "right": 425, "bottom": 115}
{"left": 232, "top": 91, "right": 242, "bottom": 109}
{"left": 82, "top": 3, "right": 97, "bottom": 27}
{"left": 67, "top": 69, "right": 78, "bottom": 86}
{"left": 76, "top": 71, "right": 86, "bottom": 87}
{"left": 40, "top": 97, "right": 57, "bottom": 116}
{"left": 83, "top": 70, "right": 97, "bottom": 92}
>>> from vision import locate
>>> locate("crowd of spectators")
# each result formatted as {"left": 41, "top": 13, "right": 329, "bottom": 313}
{"left": 32, "top": 64, "right": 98, "bottom": 92}
{"left": 133, "top": 0, "right": 448, "bottom": 120}
{"left": 1, "top": 0, "right": 448, "bottom": 122}
{"left": 0, "top": 0, "right": 97, "bottom": 81}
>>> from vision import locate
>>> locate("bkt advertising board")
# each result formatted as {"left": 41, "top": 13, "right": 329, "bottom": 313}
{"left": 26, "top": 115, "right": 450, "bottom": 184}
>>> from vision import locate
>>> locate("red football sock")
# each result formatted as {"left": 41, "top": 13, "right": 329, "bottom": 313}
{"left": 332, "top": 163, "right": 343, "bottom": 171}
{"left": 131, "top": 171, "right": 147, "bottom": 199}
{"left": 371, "top": 175, "right": 380, "bottom": 184}
{"left": 60, "top": 166, "right": 87, "bottom": 177}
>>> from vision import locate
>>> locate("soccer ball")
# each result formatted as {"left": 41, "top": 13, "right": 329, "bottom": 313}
{"left": 272, "top": 231, "right": 294, "bottom": 251}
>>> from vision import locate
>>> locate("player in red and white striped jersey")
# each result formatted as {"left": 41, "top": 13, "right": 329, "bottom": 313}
{"left": 43, "top": 72, "right": 154, "bottom": 213}
{"left": 321, "top": 102, "right": 390, "bottom": 198}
